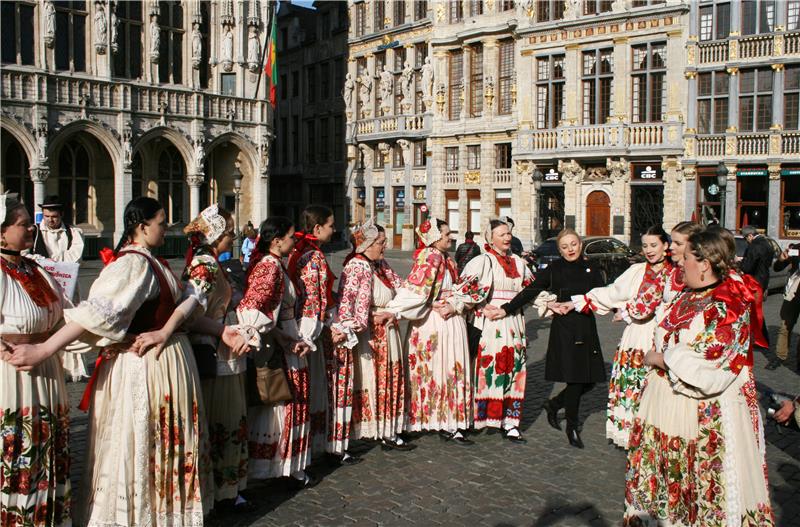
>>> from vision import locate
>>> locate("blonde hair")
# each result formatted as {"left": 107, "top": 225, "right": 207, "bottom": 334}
{"left": 556, "top": 228, "right": 580, "bottom": 245}
{"left": 671, "top": 221, "right": 703, "bottom": 237}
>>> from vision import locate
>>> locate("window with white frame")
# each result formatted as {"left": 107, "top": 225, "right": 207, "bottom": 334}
{"left": 536, "top": 0, "right": 564, "bottom": 21}
{"left": 536, "top": 54, "right": 565, "bottom": 129}
{"left": 450, "top": 0, "right": 463, "bottom": 22}
{"left": 469, "top": 0, "right": 483, "bottom": 17}
{"left": 446, "top": 147, "right": 459, "bottom": 170}
{"left": 449, "top": 49, "right": 464, "bottom": 119}
{"left": 467, "top": 190, "right": 481, "bottom": 233}
{"left": 374, "top": 0, "right": 386, "bottom": 31}
{"left": 469, "top": 43, "right": 483, "bottom": 118}
{"left": 741, "top": 0, "right": 775, "bottom": 35}
{"left": 414, "top": 141, "right": 427, "bottom": 166}
{"left": 697, "top": 70, "right": 729, "bottom": 134}
{"left": 495, "top": 143, "right": 512, "bottom": 169}
{"left": 699, "top": 1, "right": 731, "bottom": 41}
{"left": 446, "top": 190, "right": 460, "bottom": 230}
{"left": 394, "top": 0, "right": 406, "bottom": 25}
{"left": 414, "top": 0, "right": 428, "bottom": 20}
{"left": 632, "top": 42, "right": 666, "bottom": 123}
{"left": 355, "top": 3, "right": 366, "bottom": 36}
{"left": 467, "top": 145, "right": 481, "bottom": 170}
{"left": 582, "top": 49, "right": 613, "bottom": 125}
{"left": 789, "top": 1, "right": 800, "bottom": 30}
{"left": 739, "top": 68, "right": 773, "bottom": 132}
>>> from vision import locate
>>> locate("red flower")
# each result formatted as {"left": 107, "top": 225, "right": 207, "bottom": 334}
{"left": 715, "top": 324, "right": 734, "bottom": 345}
{"left": 704, "top": 304, "right": 720, "bottom": 325}
{"left": 669, "top": 436, "right": 682, "bottom": 451}
{"left": 486, "top": 400, "right": 504, "bottom": 420}
{"left": 704, "top": 344, "right": 724, "bottom": 361}
{"left": 668, "top": 481, "right": 681, "bottom": 507}
{"left": 479, "top": 354, "right": 493, "bottom": 370}
{"left": 495, "top": 346, "right": 515, "bottom": 375}
{"left": 419, "top": 220, "right": 431, "bottom": 233}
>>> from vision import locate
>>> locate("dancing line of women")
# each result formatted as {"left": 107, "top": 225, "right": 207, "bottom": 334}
{"left": 0, "top": 192, "right": 776, "bottom": 526}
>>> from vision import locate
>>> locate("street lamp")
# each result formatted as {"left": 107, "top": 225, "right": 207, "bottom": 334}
{"left": 531, "top": 169, "right": 544, "bottom": 246}
{"left": 716, "top": 162, "right": 728, "bottom": 228}
{"left": 232, "top": 166, "right": 242, "bottom": 258}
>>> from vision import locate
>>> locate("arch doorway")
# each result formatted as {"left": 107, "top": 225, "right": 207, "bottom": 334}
{"left": 1, "top": 129, "right": 33, "bottom": 214}
{"left": 585, "top": 190, "right": 610, "bottom": 236}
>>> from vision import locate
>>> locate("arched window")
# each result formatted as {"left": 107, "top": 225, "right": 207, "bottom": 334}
{"left": 158, "top": 145, "right": 185, "bottom": 224}
{"left": 58, "top": 139, "right": 90, "bottom": 225}
{"left": 1, "top": 139, "right": 33, "bottom": 214}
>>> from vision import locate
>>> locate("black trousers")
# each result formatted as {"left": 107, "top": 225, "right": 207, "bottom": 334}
{"left": 552, "top": 383, "right": 594, "bottom": 428}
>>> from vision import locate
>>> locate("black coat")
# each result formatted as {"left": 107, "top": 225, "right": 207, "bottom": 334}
{"left": 502, "top": 258, "right": 606, "bottom": 383}
{"left": 740, "top": 235, "right": 773, "bottom": 293}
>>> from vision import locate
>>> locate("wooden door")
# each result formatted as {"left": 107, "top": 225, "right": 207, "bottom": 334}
{"left": 585, "top": 191, "right": 610, "bottom": 236}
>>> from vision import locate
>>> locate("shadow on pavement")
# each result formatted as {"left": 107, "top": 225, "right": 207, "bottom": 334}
{"left": 526, "top": 499, "right": 611, "bottom": 526}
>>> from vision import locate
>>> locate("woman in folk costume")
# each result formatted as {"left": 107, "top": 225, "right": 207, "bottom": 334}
{"left": 238, "top": 217, "right": 316, "bottom": 488}
{"left": 624, "top": 230, "right": 774, "bottom": 526}
{"left": 328, "top": 219, "right": 414, "bottom": 461}
{"left": 7, "top": 197, "right": 245, "bottom": 526}
{"left": 663, "top": 222, "right": 704, "bottom": 305}
{"left": 565, "top": 226, "right": 672, "bottom": 449}
{"left": 385, "top": 218, "right": 473, "bottom": 445}
{"left": 443, "top": 219, "right": 533, "bottom": 442}
{"left": 182, "top": 205, "right": 251, "bottom": 512}
{"left": 485, "top": 228, "right": 605, "bottom": 449}
{"left": 287, "top": 205, "right": 341, "bottom": 457}
{"left": 0, "top": 195, "right": 81, "bottom": 526}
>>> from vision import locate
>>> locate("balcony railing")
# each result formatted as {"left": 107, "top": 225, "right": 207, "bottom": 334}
{"left": 353, "top": 113, "right": 431, "bottom": 139}
{"left": 493, "top": 168, "right": 512, "bottom": 184}
{"left": 736, "top": 133, "right": 770, "bottom": 157}
{"left": 1, "top": 68, "right": 266, "bottom": 124}
{"left": 697, "top": 41, "right": 728, "bottom": 64}
{"left": 696, "top": 135, "right": 726, "bottom": 158}
{"left": 786, "top": 31, "right": 800, "bottom": 55}
{"left": 520, "top": 121, "right": 681, "bottom": 156}
{"left": 444, "top": 170, "right": 460, "bottom": 185}
{"left": 738, "top": 34, "right": 773, "bottom": 59}
{"left": 783, "top": 131, "right": 800, "bottom": 154}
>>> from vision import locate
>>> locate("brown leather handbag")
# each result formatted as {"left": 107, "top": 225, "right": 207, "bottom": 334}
{"left": 246, "top": 332, "right": 292, "bottom": 405}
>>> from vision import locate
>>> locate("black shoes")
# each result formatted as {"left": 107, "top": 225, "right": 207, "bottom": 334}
{"left": 543, "top": 399, "right": 561, "bottom": 431}
{"left": 438, "top": 430, "right": 474, "bottom": 446}
{"left": 502, "top": 428, "right": 527, "bottom": 444}
{"left": 381, "top": 439, "right": 417, "bottom": 451}
{"left": 566, "top": 426, "right": 584, "bottom": 449}
{"left": 765, "top": 358, "right": 783, "bottom": 370}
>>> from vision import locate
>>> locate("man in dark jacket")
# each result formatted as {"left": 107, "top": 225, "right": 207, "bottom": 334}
{"left": 455, "top": 231, "right": 481, "bottom": 274}
{"left": 740, "top": 224, "right": 774, "bottom": 349}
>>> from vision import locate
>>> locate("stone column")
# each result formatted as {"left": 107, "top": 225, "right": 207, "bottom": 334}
{"left": 727, "top": 68, "right": 739, "bottom": 130}
{"left": 729, "top": 0, "right": 742, "bottom": 35}
{"left": 772, "top": 64, "right": 785, "bottom": 129}
{"left": 682, "top": 165, "right": 697, "bottom": 224}
{"left": 564, "top": 44, "right": 581, "bottom": 124}
{"left": 483, "top": 38, "right": 499, "bottom": 119}
{"left": 767, "top": 164, "right": 781, "bottom": 238}
{"left": 612, "top": 37, "right": 629, "bottom": 120}
{"left": 29, "top": 166, "right": 49, "bottom": 220}
{"left": 686, "top": 72, "right": 698, "bottom": 129}
{"left": 462, "top": 45, "right": 471, "bottom": 120}
{"left": 187, "top": 174, "right": 204, "bottom": 219}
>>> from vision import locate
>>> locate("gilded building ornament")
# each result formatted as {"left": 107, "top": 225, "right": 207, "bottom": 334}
{"left": 465, "top": 171, "right": 481, "bottom": 185}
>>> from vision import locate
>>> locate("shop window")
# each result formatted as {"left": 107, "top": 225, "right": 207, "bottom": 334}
{"left": 781, "top": 172, "right": 800, "bottom": 237}
{"left": 495, "top": 189, "right": 512, "bottom": 217}
{"left": 736, "top": 172, "right": 768, "bottom": 231}
{"left": 696, "top": 167, "right": 722, "bottom": 225}
{"left": 374, "top": 187, "right": 386, "bottom": 225}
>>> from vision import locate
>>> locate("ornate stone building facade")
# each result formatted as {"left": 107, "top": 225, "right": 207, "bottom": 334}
{"left": 346, "top": 0, "right": 433, "bottom": 249}
{"left": 684, "top": 0, "right": 800, "bottom": 240}
{"left": 1, "top": 0, "right": 273, "bottom": 255}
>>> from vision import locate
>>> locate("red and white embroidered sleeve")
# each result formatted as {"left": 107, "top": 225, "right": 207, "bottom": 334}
{"left": 238, "top": 257, "right": 284, "bottom": 318}
{"left": 337, "top": 260, "right": 373, "bottom": 334}
{"left": 298, "top": 251, "right": 326, "bottom": 320}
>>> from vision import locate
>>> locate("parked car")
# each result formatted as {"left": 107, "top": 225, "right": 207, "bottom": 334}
{"left": 733, "top": 235, "right": 789, "bottom": 294}
{"left": 528, "top": 236, "right": 643, "bottom": 285}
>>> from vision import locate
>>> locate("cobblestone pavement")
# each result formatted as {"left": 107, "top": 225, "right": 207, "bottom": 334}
{"left": 67, "top": 250, "right": 800, "bottom": 526}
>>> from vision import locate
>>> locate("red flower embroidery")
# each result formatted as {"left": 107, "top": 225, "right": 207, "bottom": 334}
{"left": 479, "top": 354, "right": 493, "bottom": 370}
{"left": 419, "top": 220, "right": 431, "bottom": 233}
{"left": 486, "top": 400, "right": 504, "bottom": 420}
{"left": 704, "top": 344, "right": 724, "bottom": 361}
{"left": 715, "top": 324, "right": 734, "bottom": 345}
{"left": 495, "top": 346, "right": 515, "bottom": 375}
{"left": 704, "top": 304, "right": 720, "bottom": 325}
{"left": 668, "top": 481, "right": 681, "bottom": 507}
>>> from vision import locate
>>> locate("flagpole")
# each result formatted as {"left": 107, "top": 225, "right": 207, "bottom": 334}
{"left": 254, "top": 0, "right": 274, "bottom": 99}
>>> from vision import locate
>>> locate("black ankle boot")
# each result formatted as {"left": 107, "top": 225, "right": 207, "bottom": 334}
{"left": 566, "top": 425, "right": 584, "bottom": 449}
{"left": 543, "top": 399, "right": 561, "bottom": 431}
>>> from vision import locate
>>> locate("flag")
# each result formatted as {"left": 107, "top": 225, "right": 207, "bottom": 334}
{"left": 265, "top": 6, "right": 278, "bottom": 107}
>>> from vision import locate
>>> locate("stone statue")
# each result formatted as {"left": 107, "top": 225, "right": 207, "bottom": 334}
{"left": 401, "top": 60, "right": 414, "bottom": 104}
{"left": 44, "top": 1, "right": 56, "bottom": 47}
{"left": 191, "top": 22, "right": 202, "bottom": 68}
{"left": 36, "top": 125, "right": 48, "bottom": 160}
{"left": 94, "top": 3, "right": 107, "bottom": 52}
{"left": 379, "top": 64, "right": 394, "bottom": 101}
{"left": 397, "top": 139, "right": 412, "bottom": 166}
{"left": 358, "top": 74, "right": 373, "bottom": 107}
{"left": 247, "top": 28, "right": 260, "bottom": 72}
{"left": 564, "top": 0, "right": 580, "bottom": 18}
{"left": 149, "top": 17, "right": 160, "bottom": 61}
{"left": 343, "top": 72, "right": 355, "bottom": 114}
{"left": 421, "top": 56, "right": 434, "bottom": 99}
{"left": 520, "top": 0, "right": 534, "bottom": 17}
{"left": 221, "top": 27, "right": 234, "bottom": 71}
{"left": 110, "top": 6, "right": 119, "bottom": 52}
{"left": 194, "top": 139, "right": 205, "bottom": 169}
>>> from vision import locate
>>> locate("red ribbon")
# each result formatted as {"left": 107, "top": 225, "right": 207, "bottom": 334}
{"left": 711, "top": 273, "right": 768, "bottom": 365}
{"left": 288, "top": 232, "right": 337, "bottom": 308}
{"left": 78, "top": 355, "right": 105, "bottom": 412}
{"left": 581, "top": 294, "right": 597, "bottom": 314}
{"left": 183, "top": 232, "right": 203, "bottom": 269}
{"left": 99, "top": 247, "right": 117, "bottom": 265}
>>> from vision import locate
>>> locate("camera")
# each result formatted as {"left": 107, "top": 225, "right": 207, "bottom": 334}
{"left": 788, "top": 243, "right": 800, "bottom": 258}
{"left": 765, "top": 391, "right": 792, "bottom": 418}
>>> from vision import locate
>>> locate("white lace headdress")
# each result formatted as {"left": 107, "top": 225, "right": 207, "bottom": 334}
{"left": 350, "top": 216, "right": 380, "bottom": 253}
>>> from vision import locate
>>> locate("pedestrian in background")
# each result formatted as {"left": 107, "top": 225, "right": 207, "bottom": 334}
{"left": 740, "top": 224, "right": 773, "bottom": 348}
{"left": 455, "top": 230, "right": 481, "bottom": 274}
{"left": 769, "top": 243, "right": 800, "bottom": 371}
{"left": 240, "top": 225, "right": 257, "bottom": 269}
{"left": 500, "top": 216, "right": 524, "bottom": 256}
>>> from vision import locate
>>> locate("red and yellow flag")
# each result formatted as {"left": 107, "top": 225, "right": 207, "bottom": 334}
{"left": 265, "top": 6, "right": 278, "bottom": 107}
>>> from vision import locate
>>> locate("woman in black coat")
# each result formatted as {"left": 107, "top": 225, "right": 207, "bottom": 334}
{"left": 484, "top": 229, "right": 605, "bottom": 448}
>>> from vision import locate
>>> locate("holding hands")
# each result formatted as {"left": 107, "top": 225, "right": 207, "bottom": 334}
{"left": 292, "top": 340, "right": 311, "bottom": 357}
{"left": 2, "top": 342, "right": 53, "bottom": 371}
{"left": 482, "top": 305, "right": 506, "bottom": 320}
{"left": 433, "top": 300, "right": 456, "bottom": 320}
{"left": 132, "top": 329, "right": 170, "bottom": 358}
{"left": 547, "top": 301, "right": 574, "bottom": 316}
{"left": 331, "top": 327, "right": 346, "bottom": 345}
{"left": 221, "top": 326, "right": 250, "bottom": 356}
{"left": 373, "top": 311, "right": 398, "bottom": 327}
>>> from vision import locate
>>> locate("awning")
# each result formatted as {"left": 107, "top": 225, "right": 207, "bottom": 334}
{"left": 736, "top": 169, "right": 768, "bottom": 177}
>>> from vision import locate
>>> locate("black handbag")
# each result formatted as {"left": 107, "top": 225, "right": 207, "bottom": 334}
{"left": 193, "top": 343, "right": 218, "bottom": 379}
